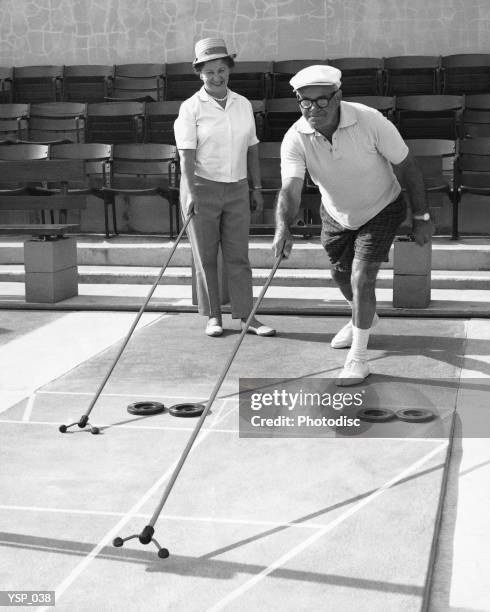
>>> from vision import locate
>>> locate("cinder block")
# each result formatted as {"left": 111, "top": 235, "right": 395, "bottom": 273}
{"left": 24, "top": 237, "right": 77, "bottom": 273}
{"left": 25, "top": 267, "right": 78, "bottom": 303}
{"left": 393, "top": 237, "right": 431, "bottom": 275}
{"left": 393, "top": 274, "right": 431, "bottom": 308}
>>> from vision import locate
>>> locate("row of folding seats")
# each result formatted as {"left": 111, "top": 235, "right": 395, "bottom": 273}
{"left": 255, "top": 137, "right": 490, "bottom": 240}
{"left": 0, "top": 141, "right": 179, "bottom": 238}
{"left": 0, "top": 101, "right": 178, "bottom": 144}
{"left": 2, "top": 136, "right": 487, "bottom": 241}
{"left": 3, "top": 135, "right": 489, "bottom": 241}
{"left": 3, "top": 95, "right": 490, "bottom": 144}
{"left": 2, "top": 54, "right": 490, "bottom": 104}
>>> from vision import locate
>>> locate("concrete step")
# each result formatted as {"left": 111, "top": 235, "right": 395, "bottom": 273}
{"left": 1, "top": 235, "right": 490, "bottom": 270}
{"left": 1, "top": 280, "right": 489, "bottom": 317}
{"left": 2, "top": 264, "right": 490, "bottom": 290}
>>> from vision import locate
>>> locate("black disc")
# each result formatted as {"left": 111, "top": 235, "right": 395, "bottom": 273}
{"left": 168, "top": 403, "right": 205, "bottom": 418}
{"left": 158, "top": 548, "right": 170, "bottom": 559}
{"left": 113, "top": 537, "right": 124, "bottom": 547}
{"left": 396, "top": 408, "right": 435, "bottom": 423}
{"left": 357, "top": 408, "right": 395, "bottom": 423}
{"left": 59, "top": 425, "right": 67, "bottom": 433}
{"left": 127, "top": 401, "right": 166, "bottom": 416}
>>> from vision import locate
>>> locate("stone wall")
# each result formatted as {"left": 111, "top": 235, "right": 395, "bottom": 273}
{"left": 1, "top": 0, "right": 490, "bottom": 66}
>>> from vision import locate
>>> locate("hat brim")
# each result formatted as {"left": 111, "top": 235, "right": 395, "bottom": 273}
{"left": 193, "top": 52, "right": 237, "bottom": 65}
{"left": 293, "top": 81, "right": 340, "bottom": 90}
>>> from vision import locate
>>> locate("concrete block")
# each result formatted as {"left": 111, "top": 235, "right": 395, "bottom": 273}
{"left": 394, "top": 237, "right": 431, "bottom": 275}
{"left": 24, "top": 237, "right": 77, "bottom": 273}
{"left": 393, "top": 274, "right": 431, "bottom": 308}
{"left": 25, "top": 267, "right": 78, "bottom": 303}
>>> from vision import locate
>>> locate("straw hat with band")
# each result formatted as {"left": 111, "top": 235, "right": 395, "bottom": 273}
{"left": 193, "top": 37, "right": 236, "bottom": 65}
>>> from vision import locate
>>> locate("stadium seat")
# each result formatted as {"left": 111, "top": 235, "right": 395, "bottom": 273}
{"left": 265, "top": 98, "right": 301, "bottom": 141}
{"left": 0, "top": 67, "right": 13, "bottom": 103}
{"left": 441, "top": 54, "right": 490, "bottom": 94}
{"left": 229, "top": 61, "right": 272, "bottom": 99}
{"left": 86, "top": 101, "right": 145, "bottom": 144}
{"left": 0, "top": 144, "right": 51, "bottom": 220}
{"left": 145, "top": 101, "right": 181, "bottom": 144}
{"left": 461, "top": 94, "right": 490, "bottom": 138}
{"left": 62, "top": 65, "right": 114, "bottom": 103}
{"left": 0, "top": 104, "right": 30, "bottom": 141}
{"left": 343, "top": 96, "right": 395, "bottom": 120}
{"left": 13, "top": 65, "right": 63, "bottom": 103}
{"left": 404, "top": 139, "right": 456, "bottom": 236}
{"left": 328, "top": 57, "right": 383, "bottom": 96}
{"left": 110, "top": 63, "right": 165, "bottom": 102}
{"left": 37, "top": 143, "right": 113, "bottom": 231}
{"left": 395, "top": 95, "right": 464, "bottom": 140}
{"left": 453, "top": 137, "right": 490, "bottom": 239}
{"left": 384, "top": 56, "right": 441, "bottom": 96}
{"left": 272, "top": 60, "right": 327, "bottom": 98}
{"left": 101, "top": 143, "right": 179, "bottom": 238}
{"left": 29, "top": 102, "right": 87, "bottom": 144}
{"left": 165, "top": 63, "right": 200, "bottom": 100}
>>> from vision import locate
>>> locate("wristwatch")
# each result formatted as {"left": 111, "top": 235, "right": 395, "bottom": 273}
{"left": 413, "top": 212, "right": 431, "bottom": 221}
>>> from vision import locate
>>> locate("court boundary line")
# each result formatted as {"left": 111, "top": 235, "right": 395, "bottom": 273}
{"left": 0, "top": 503, "right": 324, "bottom": 531}
{"left": 21, "top": 394, "right": 36, "bottom": 422}
{"left": 0, "top": 418, "right": 237, "bottom": 435}
{"left": 37, "top": 398, "right": 232, "bottom": 612}
{"left": 35, "top": 390, "right": 238, "bottom": 402}
{"left": 207, "top": 440, "right": 449, "bottom": 612}
{"left": 0, "top": 419, "right": 448, "bottom": 442}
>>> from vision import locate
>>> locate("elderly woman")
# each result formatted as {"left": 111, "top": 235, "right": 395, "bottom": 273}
{"left": 174, "top": 37, "right": 275, "bottom": 337}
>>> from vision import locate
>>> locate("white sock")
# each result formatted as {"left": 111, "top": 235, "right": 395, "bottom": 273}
{"left": 350, "top": 307, "right": 379, "bottom": 328}
{"left": 346, "top": 326, "right": 371, "bottom": 362}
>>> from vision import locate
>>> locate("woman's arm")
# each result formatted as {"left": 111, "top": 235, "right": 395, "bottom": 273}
{"left": 247, "top": 143, "right": 264, "bottom": 212}
{"left": 178, "top": 149, "right": 198, "bottom": 214}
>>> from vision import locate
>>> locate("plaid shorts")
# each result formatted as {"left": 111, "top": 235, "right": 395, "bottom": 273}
{"left": 320, "top": 194, "right": 407, "bottom": 272}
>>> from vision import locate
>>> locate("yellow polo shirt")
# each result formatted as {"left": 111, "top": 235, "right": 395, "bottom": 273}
{"left": 280, "top": 101, "right": 409, "bottom": 229}
{"left": 174, "top": 86, "right": 259, "bottom": 183}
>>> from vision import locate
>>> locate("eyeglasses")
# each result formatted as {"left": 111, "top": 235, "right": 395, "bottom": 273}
{"left": 297, "top": 91, "right": 338, "bottom": 109}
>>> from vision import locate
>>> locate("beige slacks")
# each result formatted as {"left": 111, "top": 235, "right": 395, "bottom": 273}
{"left": 181, "top": 176, "right": 253, "bottom": 318}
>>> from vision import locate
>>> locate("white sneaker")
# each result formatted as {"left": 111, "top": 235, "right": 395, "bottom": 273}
{"left": 335, "top": 359, "right": 370, "bottom": 386}
{"left": 205, "top": 318, "right": 223, "bottom": 337}
{"left": 330, "top": 313, "right": 379, "bottom": 349}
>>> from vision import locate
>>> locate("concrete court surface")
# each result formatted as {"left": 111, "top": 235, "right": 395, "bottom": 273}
{"left": 0, "top": 310, "right": 488, "bottom": 612}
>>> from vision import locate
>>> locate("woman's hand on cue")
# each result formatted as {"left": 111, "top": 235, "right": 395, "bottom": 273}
{"left": 186, "top": 194, "right": 198, "bottom": 216}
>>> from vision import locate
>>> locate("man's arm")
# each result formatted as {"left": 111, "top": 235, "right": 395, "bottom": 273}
{"left": 393, "top": 151, "right": 434, "bottom": 246}
{"left": 272, "top": 177, "right": 304, "bottom": 257}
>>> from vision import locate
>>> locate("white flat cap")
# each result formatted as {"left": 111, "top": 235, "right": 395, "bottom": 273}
{"left": 289, "top": 65, "right": 342, "bottom": 90}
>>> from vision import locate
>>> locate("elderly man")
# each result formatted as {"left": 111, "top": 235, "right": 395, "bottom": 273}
{"left": 272, "top": 65, "right": 433, "bottom": 385}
